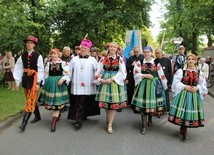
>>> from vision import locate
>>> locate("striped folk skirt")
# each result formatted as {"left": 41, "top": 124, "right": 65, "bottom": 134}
{"left": 131, "top": 77, "right": 166, "bottom": 115}
{"left": 39, "top": 76, "right": 69, "bottom": 110}
{"left": 168, "top": 90, "right": 205, "bottom": 128}
{"left": 95, "top": 71, "right": 127, "bottom": 110}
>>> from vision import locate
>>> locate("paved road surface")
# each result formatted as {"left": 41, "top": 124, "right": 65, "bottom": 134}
{"left": 0, "top": 95, "right": 214, "bottom": 155}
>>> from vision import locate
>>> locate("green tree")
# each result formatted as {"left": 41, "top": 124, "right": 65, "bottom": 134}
{"left": 0, "top": 0, "right": 153, "bottom": 56}
{"left": 160, "top": 0, "right": 214, "bottom": 54}
{"left": 0, "top": 0, "right": 52, "bottom": 56}
{"left": 50, "top": 0, "right": 153, "bottom": 50}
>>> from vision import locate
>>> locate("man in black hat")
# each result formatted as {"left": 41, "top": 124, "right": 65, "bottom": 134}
{"left": 13, "top": 36, "right": 44, "bottom": 131}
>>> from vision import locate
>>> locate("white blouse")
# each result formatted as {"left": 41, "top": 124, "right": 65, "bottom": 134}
{"left": 44, "top": 59, "right": 70, "bottom": 85}
{"left": 95, "top": 56, "right": 127, "bottom": 86}
{"left": 172, "top": 68, "right": 208, "bottom": 98}
{"left": 133, "top": 58, "right": 168, "bottom": 90}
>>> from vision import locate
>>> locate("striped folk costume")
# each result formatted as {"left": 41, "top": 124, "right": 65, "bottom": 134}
{"left": 168, "top": 67, "right": 207, "bottom": 128}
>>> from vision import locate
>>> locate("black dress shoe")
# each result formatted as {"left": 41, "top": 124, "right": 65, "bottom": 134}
{"left": 74, "top": 122, "right": 82, "bottom": 130}
{"left": 30, "top": 117, "right": 41, "bottom": 123}
{"left": 183, "top": 135, "right": 189, "bottom": 141}
{"left": 19, "top": 123, "right": 27, "bottom": 131}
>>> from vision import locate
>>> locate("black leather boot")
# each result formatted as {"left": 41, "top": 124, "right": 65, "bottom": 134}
{"left": 182, "top": 127, "right": 188, "bottom": 141}
{"left": 30, "top": 106, "right": 41, "bottom": 123}
{"left": 141, "top": 113, "right": 147, "bottom": 135}
{"left": 180, "top": 126, "right": 184, "bottom": 135}
{"left": 148, "top": 115, "right": 153, "bottom": 126}
{"left": 19, "top": 112, "right": 32, "bottom": 131}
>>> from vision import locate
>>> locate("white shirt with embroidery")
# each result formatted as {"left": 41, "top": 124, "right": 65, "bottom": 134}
{"left": 44, "top": 59, "right": 70, "bottom": 85}
{"left": 172, "top": 67, "right": 208, "bottom": 98}
{"left": 133, "top": 58, "right": 168, "bottom": 90}
{"left": 94, "top": 56, "right": 127, "bottom": 86}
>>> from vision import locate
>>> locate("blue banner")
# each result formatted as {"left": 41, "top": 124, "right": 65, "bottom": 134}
{"left": 123, "top": 29, "right": 138, "bottom": 59}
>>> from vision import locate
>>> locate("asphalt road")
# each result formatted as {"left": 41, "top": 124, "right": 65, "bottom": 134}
{"left": 0, "top": 95, "right": 214, "bottom": 155}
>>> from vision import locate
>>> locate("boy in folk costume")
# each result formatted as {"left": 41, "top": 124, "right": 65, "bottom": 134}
{"left": 67, "top": 39, "right": 100, "bottom": 129}
{"left": 13, "top": 36, "right": 45, "bottom": 131}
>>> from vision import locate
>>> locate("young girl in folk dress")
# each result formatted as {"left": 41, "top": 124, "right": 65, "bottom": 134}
{"left": 168, "top": 53, "right": 207, "bottom": 140}
{"left": 40, "top": 48, "right": 70, "bottom": 132}
{"left": 131, "top": 46, "right": 167, "bottom": 135}
{"left": 95, "top": 42, "right": 127, "bottom": 134}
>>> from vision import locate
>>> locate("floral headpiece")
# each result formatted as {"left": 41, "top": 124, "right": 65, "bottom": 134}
{"left": 23, "top": 36, "right": 39, "bottom": 44}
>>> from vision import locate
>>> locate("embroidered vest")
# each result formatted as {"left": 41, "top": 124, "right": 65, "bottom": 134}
{"left": 182, "top": 70, "right": 199, "bottom": 86}
{"left": 21, "top": 51, "right": 40, "bottom": 89}
{"left": 140, "top": 61, "right": 158, "bottom": 77}
{"left": 103, "top": 56, "right": 120, "bottom": 71}
{"left": 49, "top": 63, "right": 63, "bottom": 76}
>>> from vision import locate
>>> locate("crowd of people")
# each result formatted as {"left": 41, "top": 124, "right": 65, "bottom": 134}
{"left": 0, "top": 35, "right": 209, "bottom": 141}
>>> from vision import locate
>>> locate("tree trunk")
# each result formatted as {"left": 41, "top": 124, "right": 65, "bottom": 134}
{"left": 192, "top": 31, "right": 197, "bottom": 54}
{"left": 207, "top": 34, "right": 213, "bottom": 47}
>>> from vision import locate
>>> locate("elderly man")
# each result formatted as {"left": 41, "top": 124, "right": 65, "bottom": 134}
{"left": 60, "top": 46, "right": 73, "bottom": 112}
{"left": 155, "top": 48, "right": 172, "bottom": 112}
{"left": 126, "top": 46, "right": 144, "bottom": 106}
{"left": 61, "top": 46, "right": 72, "bottom": 63}
{"left": 67, "top": 39, "right": 100, "bottom": 129}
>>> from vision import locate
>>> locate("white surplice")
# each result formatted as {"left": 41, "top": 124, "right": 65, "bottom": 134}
{"left": 69, "top": 56, "right": 97, "bottom": 95}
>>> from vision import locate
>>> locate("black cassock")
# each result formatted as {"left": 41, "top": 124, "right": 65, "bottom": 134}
{"left": 126, "top": 54, "right": 144, "bottom": 105}
{"left": 67, "top": 94, "right": 100, "bottom": 122}
{"left": 154, "top": 57, "right": 172, "bottom": 111}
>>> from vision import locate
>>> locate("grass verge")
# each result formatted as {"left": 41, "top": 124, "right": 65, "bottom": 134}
{"left": 0, "top": 81, "right": 25, "bottom": 122}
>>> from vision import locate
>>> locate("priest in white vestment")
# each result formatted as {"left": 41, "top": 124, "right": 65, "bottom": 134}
{"left": 67, "top": 39, "right": 100, "bottom": 129}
